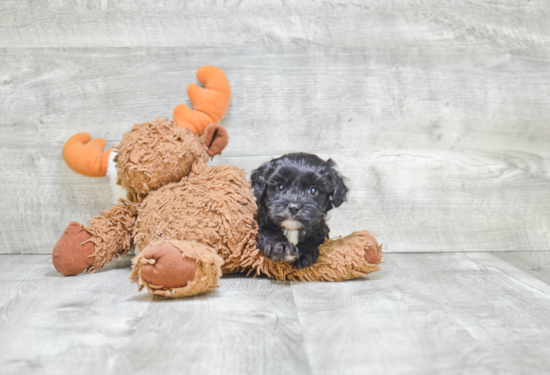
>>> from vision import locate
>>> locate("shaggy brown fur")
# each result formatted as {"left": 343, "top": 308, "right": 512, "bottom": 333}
{"left": 132, "top": 164, "right": 258, "bottom": 272}
{"left": 115, "top": 118, "right": 209, "bottom": 202}
{"left": 258, "top": 231, "right": 382, "bottom": 281}
{"left": 84, "top": 202, "right": 138, "bottom": 273}
{"left": 55, "top": 118, "right": 382, "bottom": 298}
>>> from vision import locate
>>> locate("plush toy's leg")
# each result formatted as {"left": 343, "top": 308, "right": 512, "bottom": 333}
{"left": 52, "top": 202, "right": 137, "bottom": 276}
{"left": 130, "top": 240, "right": 224, "bottom": 298}
{"left": 289, "top": 231, "right": 382, "bottom": 281}
{"left": 252, "top": 231, "right": 383, "bottom": 282}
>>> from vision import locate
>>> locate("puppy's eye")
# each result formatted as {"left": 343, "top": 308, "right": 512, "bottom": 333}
{"left": 308, "top": 187, "right": 318, "bottom": 196}
{"left": 277, "top": 183, "right": 286, "bottom": 192}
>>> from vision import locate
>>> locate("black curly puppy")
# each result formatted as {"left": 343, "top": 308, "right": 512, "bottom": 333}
{"left": 250, "top": 153, "right": 348, "bottom": 268}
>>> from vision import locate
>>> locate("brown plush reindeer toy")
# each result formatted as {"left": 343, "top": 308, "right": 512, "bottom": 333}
{"left": 52, "top": 66, "right": 382, "bottom": 298}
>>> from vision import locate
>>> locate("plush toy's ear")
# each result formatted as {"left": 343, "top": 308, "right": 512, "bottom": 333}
{"left": 327, "top": 159, "right": 348, "bottom": 208}
{"left": 203, "top": 124, "right": 228, "bottom": 157}
{"left": 250, "top": 163, "right": 269, "bottom": 200}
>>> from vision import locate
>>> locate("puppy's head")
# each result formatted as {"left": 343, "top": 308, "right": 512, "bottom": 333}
{"left": 251, "top": 153, "right": 348, "bottom": 230}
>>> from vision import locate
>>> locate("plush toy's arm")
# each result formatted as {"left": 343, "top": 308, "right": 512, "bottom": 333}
{"left": 52, "top": 201, "right": 139, "bottom": 276}
{"left": 84, "top": 201, "right": 139, "bottom": 272}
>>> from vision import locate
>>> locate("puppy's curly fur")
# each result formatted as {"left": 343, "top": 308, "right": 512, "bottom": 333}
{"left": 251, "top": 153, "right": 348, "bottom": 268}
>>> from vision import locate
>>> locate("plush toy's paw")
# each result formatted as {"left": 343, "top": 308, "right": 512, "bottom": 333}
{"left": 140, "top": 243, "right": 197, "bottom": 289}
{"left": 362, "top": 232, "right": 382, "bottom": 264}
{"left": 130, "top": 240, "right": 224, "bottom": 299}
{"left": 52, "top": 222, "right": 95, "bottom": 276}
{"left": 261, "top": 240, "right": 300, "bottom": 262}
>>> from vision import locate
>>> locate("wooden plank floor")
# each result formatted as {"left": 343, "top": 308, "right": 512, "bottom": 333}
{"left": 1, "top": 252, "right": 549, "bottom": 375}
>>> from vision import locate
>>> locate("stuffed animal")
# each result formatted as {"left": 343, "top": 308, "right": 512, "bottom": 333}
{"left": 52, "top": 66, "right": 382, "bottom": 298}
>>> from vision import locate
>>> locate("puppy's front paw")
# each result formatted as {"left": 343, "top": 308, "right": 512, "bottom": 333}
{"left": 291, "top": 249, "right": 320, "bottom": 269}
{"left": 261, "top": 240, "right": 299, "bottom": 262}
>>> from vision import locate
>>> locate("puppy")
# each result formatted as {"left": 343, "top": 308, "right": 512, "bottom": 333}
{"left": 251, "top": 153, "right": 348, "bottom": 268}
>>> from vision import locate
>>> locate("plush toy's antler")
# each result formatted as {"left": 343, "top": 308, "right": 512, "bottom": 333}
{"left": 173, "top": 66, "right": 231, "bottom": 135}
{"left": 62, "top": 66, "right": 229, "bottom": 177}
{"left": 63, "top": 133, "right": 111, "bottom": 177}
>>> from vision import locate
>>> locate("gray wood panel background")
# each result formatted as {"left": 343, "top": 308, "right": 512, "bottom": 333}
{"left": 1, "top": 0, "right": 550, "bottom": 253}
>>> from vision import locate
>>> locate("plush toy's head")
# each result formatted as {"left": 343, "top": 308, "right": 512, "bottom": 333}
{"left": 61, "top": 66, "right": 231, "bottom": 202}
{"left": 114, "top": 119, "right": 228, "bottom": 202}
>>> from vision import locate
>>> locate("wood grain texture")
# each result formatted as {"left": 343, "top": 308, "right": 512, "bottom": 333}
{"left": 1, "top": 1, "right": 549, "bottom": 49}
{"left": 291, "top": 251, "right": 550, "bottom": 375}
{"left": 0, "top": 255, "right": 311, "bottom": 375}
{"left": 492, "top": 251, "right": 550, "bottom": 284}
{"left": 1, "top": 252, "right": 550, "bottom": 374}
{"left": 106, "top": 276, "right": 312, "bottom": 375}
{"left": 1, "top": 1, "right": 550, "bottom": 253}
{"left": 0, "top": 255, "right": 153, "bottom": 375}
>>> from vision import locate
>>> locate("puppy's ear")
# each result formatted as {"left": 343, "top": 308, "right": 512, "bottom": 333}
{"left": 250, "top": 162, "right": 269, "bottom": 200}
{"left": 327, "top": 159, "right": 348, "bottom": 208}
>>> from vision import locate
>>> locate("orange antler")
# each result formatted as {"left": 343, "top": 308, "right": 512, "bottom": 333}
{"left": 62, "top": 133, "right": 112, "bottom": 177}
{"left": 173, "top": 66, "right": 231, "bottom": 135}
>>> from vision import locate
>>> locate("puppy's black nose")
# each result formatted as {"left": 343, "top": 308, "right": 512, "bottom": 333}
{"left": 288, "top": 203, "right": 301, "bottom": 215}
